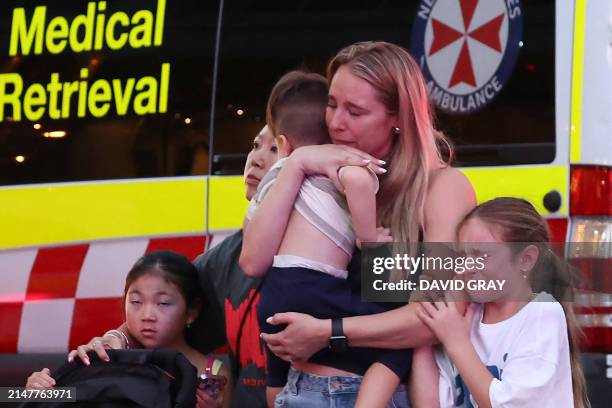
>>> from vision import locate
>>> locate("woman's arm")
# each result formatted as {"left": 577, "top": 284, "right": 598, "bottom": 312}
{"left": 240, "top": 145, "right": 383, "bottom": 278}
{"left": 344, "top": 168, "right": 475, "bottom": 344}
{"left": 262, "top": 303, "right": 436, "bottom": 362}
{"left": 344, "top": 303, "right": 436, "bottom": 348}
{"left": 261, "top": 167, "right": 475, "bottom": 358}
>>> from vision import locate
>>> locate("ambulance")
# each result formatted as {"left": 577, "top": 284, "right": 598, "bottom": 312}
{"left": 0, "top": 0, "right": 610, "bottom": 398}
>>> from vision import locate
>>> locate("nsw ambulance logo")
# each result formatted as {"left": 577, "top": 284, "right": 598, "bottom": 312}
{"left": 411, "top": 0, "right": 523, "bottom": 114}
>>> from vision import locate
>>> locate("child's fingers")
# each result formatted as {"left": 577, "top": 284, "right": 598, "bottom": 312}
{"left": 38, "top": 374, "right": 55, "bottom": 388}
{"left": 445, "top": 292, "right": 459, "bottom": 312}
{"left": 379, "top": 234, "right": 393, "bottom": 243}
{"left": 416, "top": 305, "right": 434, "bottom": 327}
{"left": 27, "top": 371, "right": 54, "bottom": 389}
{"left": 39, "top": 368, "right": 56, "bottom": 386}
{"left": 376, "top": 226, "right": 391, "bottom": 235}
{"left": 419, "top": 301, "right": 437, "bottom": 318}
{"left": 434, "top": 300, "right": 447, "bottom": 310}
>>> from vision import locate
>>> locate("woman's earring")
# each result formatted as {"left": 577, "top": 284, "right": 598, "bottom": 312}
{"left": 520, "top": 269, "right": 528, "bottom": 279}
{"left": 392, "top": 127, "right": 400, "bottom": 136}
{"left": 186, "top": 322, "right": 192, "bottom": 329}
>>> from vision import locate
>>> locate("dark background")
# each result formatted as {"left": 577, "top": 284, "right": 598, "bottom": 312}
{"left": 0, "top": 0, "right": 555, "bottom": 185}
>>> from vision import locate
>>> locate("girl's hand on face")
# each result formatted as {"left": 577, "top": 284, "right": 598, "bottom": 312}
{"left": 290, "top": 144, "right": 386, "bottom": 191}
{"left": 196, "top": 388, "right": 221, "bottom": 408}
{"left": 261, "top": 312, "right": 330, "bottom": 362}
{"left": 26, "top": 368, "right": 55, "bottom": 389}
{"left": 416, "top": 300, "right": 476, "bottom": 352}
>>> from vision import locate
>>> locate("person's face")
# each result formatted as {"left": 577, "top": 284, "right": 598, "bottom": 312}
{"left": 326, "top": 65, "right": 398, "bottom": 158}
{"left": 243, "top": 126, "right": 278, "bottom": 200}
{"left": 125, "top": 272, "right": 196, "bottom": 349}
{"left": 458, "top": 218, "right": 520, "bottom": 303}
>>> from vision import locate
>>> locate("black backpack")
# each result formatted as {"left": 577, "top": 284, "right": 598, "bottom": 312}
{"left": 19, "top": 349, "right": 197, "bottom": 408}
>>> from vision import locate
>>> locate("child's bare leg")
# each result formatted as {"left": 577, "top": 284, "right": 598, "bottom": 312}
{"left": 266, "top": 386, "right": 283, "bottom": 408}
{"left": 355, "top": 362, "right": 400, "bottom": 408}
{"left": 410, "top": 346, "right": 440, "bottom": 408}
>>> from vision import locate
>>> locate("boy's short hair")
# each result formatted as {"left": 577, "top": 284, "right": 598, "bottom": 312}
{"left": 266, "top": 70, "right": 330, "bottom": 147}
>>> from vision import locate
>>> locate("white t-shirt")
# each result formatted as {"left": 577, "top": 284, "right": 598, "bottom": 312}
{"left": 435, "top": 292, "right": 574, "bottom": 408}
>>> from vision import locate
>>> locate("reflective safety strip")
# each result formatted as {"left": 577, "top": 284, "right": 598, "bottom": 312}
{"left": 570, "top": 0, "right": 586, "bottom": 163}
{"left": 461, "top": 166, "right": 568, "bottom": 216}
{"left": 207, "top": 176, "right": 248, "bottom": 231}
{"left": 0, "top": 178, "right": 206, "bottom": 250}
{"left": 1, "top": 166, "right": 569, "bottom": 250}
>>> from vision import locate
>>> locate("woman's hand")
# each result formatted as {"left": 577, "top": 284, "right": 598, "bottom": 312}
{"left": 67, "top": 334, "right": 124, "bottom": 365}
{"left": 416, "top": 301, "right": 475, "bottom": 352}
{"left": 196, "top": 388, "right": 222, "bottom": 408}
{"left": 291, "top": 144, "right": 386, "bottom": 191}
{"left": 260, "top": 312, "right": 330, "bottom": 362}
{"left": 26, "top": 368, "right": 55, "bottom": 389}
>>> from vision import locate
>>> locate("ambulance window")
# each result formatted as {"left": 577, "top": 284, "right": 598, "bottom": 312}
{"left": 212, "top": 0, "right": 556, "bottom": 174}
{"left": 0, "top": 0, "right": 217, "bottom": 186}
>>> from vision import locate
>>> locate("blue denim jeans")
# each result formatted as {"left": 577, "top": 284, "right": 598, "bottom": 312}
{"left": 274, "top": 368, "right": 411, "bottom": 408}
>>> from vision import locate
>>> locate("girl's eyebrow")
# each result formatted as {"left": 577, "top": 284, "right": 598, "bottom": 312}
{"left": 127, "top": 289, "right": 172, "bottom": 294}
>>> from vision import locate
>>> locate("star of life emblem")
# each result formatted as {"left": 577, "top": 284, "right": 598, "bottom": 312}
{"left": 411, "top": 0, "right": 523, "bottom": 114}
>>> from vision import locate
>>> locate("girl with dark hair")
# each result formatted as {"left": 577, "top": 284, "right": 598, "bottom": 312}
{"left": 27, "top": 250, "right": 232, "bottom": 408}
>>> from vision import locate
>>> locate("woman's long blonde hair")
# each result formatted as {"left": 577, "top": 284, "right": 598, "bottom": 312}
{"left": 327, "top": 41, "right": 451, "bottom": 244}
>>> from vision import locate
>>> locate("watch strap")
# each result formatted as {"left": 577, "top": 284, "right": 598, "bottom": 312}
{"left": 331, "top": 318, "right": 344, "bottom": 338}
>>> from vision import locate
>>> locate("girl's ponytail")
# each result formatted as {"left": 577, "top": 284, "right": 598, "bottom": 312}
{"left": 534, "top": 250, "right": 590, "bottom": 408}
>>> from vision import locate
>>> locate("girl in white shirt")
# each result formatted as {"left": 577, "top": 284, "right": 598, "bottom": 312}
{"left": 412, "top": 197, "right": 589, "bottom": 408}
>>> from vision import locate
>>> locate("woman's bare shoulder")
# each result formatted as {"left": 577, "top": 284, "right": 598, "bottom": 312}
{"left": 424, "top": 166, "right": 476, "bottom": 241}
{"left": 429, "top": 165, "right": 474, "bottom": 197}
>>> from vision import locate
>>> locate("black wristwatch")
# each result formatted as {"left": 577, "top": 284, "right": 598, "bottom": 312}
{"left": 328, "top": 318, "right": 348, "bottom": 352}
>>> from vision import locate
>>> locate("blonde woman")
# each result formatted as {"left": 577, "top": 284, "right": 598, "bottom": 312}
{"left": 241, "top": 41, "right": 476, "bottom": 406}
